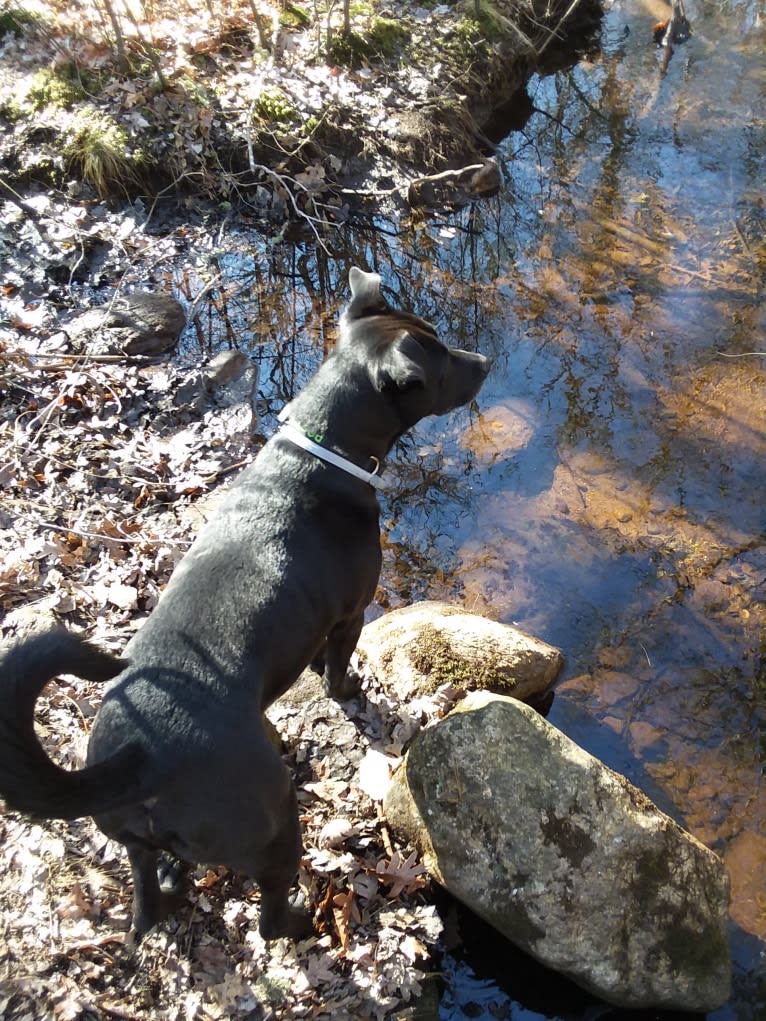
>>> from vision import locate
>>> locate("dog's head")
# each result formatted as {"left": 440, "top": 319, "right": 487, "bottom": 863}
{"left": 339, "top": 267, "right": 491, "bottom": 427}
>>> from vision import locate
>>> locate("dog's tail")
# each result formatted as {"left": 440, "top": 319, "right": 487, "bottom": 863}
{"left": 0, "top": 629, "right": 146, "bottom": 819}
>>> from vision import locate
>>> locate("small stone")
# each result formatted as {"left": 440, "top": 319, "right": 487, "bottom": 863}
{"left": 203, "top": 350, "right": 253, "bottom": 388}
{"left": 318, "top": 818, "right": 356, "bottom": 849}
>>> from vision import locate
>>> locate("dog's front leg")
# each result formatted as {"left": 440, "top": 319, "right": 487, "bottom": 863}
{"left": 322, "top": 612, "right": 364, "bottom": 700}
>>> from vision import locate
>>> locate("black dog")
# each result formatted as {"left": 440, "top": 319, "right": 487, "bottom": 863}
{"left": 0, "top": 268, "right": 490, "bottom": 941}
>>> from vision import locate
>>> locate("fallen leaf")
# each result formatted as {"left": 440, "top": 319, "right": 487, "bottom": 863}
{"left": 357, "top": 749, "right": 399, "bottom": 802}
{"left": 375, "top": 851, "right": 428, "bottom": 898}
{"left": 107, "top": 582, "right": 138, "bottom": 609}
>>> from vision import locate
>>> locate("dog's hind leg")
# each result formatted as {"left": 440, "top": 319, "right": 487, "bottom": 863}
{"left": 258, "top": 864, "right": 313, "bottom": 941}
{"left": 126, "top": 842, "right": 166, "bottom": 939}
{"left": 322, "top": 612, "right": 364, "bottom": 700}
{"left": 253, "top": 786, "right": 313, "bottom": 941}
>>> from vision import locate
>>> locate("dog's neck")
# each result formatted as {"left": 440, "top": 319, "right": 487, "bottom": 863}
{"left": 280, "top": 353, "right": 405, "bottom": 457}
{"left": 276, "top": 408, "right": 386, "bottom": 491}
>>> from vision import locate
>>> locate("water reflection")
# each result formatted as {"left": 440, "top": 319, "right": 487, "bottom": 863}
{"left": 163, "top": 0, "right": 765, "bottom": 1014}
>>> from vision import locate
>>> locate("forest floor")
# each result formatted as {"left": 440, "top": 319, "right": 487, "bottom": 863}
{"left": 0, "top": 0, "right": 601, "bottom": 215}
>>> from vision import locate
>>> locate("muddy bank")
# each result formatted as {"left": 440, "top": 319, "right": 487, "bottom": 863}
{"left": 0, "top": 0, "right": 601, "bottom": 211}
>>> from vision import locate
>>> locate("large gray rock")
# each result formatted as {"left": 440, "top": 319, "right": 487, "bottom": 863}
{"left": 357, "top": 601, "right": 563, "bottom": 703}
{"left": 384, "top": 691, "right": 731, "bottom": 1012}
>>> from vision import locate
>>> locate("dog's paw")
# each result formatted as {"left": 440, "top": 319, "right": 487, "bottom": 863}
{"left": 326, "top": 668, "right": 362, "bottom": 701}
{"left": 309, "top": 649, "right": 326, "bottom": 675}
{"left": 285, "top": 907, "right": 315, "bottom": 940}
{"left": 157, "top": 854, "right": 188, "bottom": 894}
{"left": 259, "top": 906, "right": 314, "bottom": 941}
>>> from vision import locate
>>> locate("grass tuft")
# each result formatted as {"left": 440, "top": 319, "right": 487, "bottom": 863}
{"left": 65, "top": 113, "right": 147, "bottom": 197}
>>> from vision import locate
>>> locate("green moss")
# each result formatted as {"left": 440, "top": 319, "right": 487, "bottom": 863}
{"left": 27, "top": 64, "right": 98, "bottom": 111}
{"left": 473, "top": 0, "right": 507, "bottom": 41}
{"left": 435, "top": 16, "right": 491, "bottom": 70}
{"left": 0, "top": 95, "right": 24, "bottom": 122}
{"left": 279, "top": 1, "right": 310, "bottom": 28}
{"left": 407, "top": 623, "right": 516, "bottom": 694}
{"left": 0, "top": 6, "right": 38, "bottom": 37}
{"left": 452, "top": 16, "right": 483, "bottom": 45}
{"left": 253, "top": 971, "right": 291, "bottom": 1004}
{"left": 442, "top": 2, "right": 520, "bottom": 64}
{"left": 170, "top": 74, "right": 213, "bottom": 107}
{"left": 255, "top": 88, "right": 297, "bottom": 124}
{"left": 326, "top": 17, "right": 410, "bottom": 67}
{"left": 368, "top": 17, "right": 410, "bottom": 55}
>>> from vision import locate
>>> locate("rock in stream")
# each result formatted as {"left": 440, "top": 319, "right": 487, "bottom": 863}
{"left": 384, "top": 690, "right": 731, "bottom": 1012}
{"left": 357, "top": 601, "right": 563, "bottom": 703}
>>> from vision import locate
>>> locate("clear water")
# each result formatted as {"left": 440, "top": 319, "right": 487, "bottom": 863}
{"left": 167, "top": 0, "right": 765, "bottom": 1014}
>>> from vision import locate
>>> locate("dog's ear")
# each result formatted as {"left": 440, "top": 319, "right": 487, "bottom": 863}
{"left": 346, "top": 267, "right": 388, "bottom": 320}
{"left": 372, "top": 331, "right": 427, "bottom": 392}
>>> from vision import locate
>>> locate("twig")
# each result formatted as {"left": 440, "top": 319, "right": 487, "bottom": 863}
{"left": 10, "top": 352, "right": 167, "bottom": 367}
{"left": 535, "top": 0, "right": 584, "bottom": 57}
{"left": 53, "top": 685, "right": 89, "bottom": 727}
{"left": 204, "top": 458, "right": 251, "bottom": 484}
{"left": 340, "top": 182, "right": 404, "bottom": 198}
{"left": 19, "top": 380, "right": 70, "bottom": 447}
{"left": 245, "top": 105, "right": 334, "bottom": 255}
{"left": 244, "top": 0, "right": 272, "bottom": 51}
{"left": 0, "top": 176, "right": 53, "bottom": 244}
{"left": 186, "top": 274, "right": 226, "bottom": 325}
{"left": 34, "top": 519, "right": 191, "bottom": 548}
{"left": 408, "top": 163, "right": 486, "bottom": 189}
{"left": 376, "top": 804, "right": 394, "bottom": 857}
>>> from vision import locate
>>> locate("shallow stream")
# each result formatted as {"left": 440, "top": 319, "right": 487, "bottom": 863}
{"left": 165, "top": 0, "right": 765, "bottom": 1015}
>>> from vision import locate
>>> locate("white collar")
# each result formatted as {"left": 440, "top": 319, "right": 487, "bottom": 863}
{"left": 277, "top": 409, "right": 386, "bottom": 492}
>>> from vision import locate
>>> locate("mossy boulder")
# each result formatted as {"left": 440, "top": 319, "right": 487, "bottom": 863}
{"left": 356, "top": 600, "right": 563, "bottom": 703}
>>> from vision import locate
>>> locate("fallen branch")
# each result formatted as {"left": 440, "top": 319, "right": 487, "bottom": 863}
{"left": 716, "top": 351, "right": 766, "bottom": 359}
{"left": 245, "top": 107, "right": 334, "bottom": 255}
{"left": 572, "top": 199, "right": 668, "bottom": 256}
{"left": 12, "top": 517, "right": 175, "bottom": 546}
